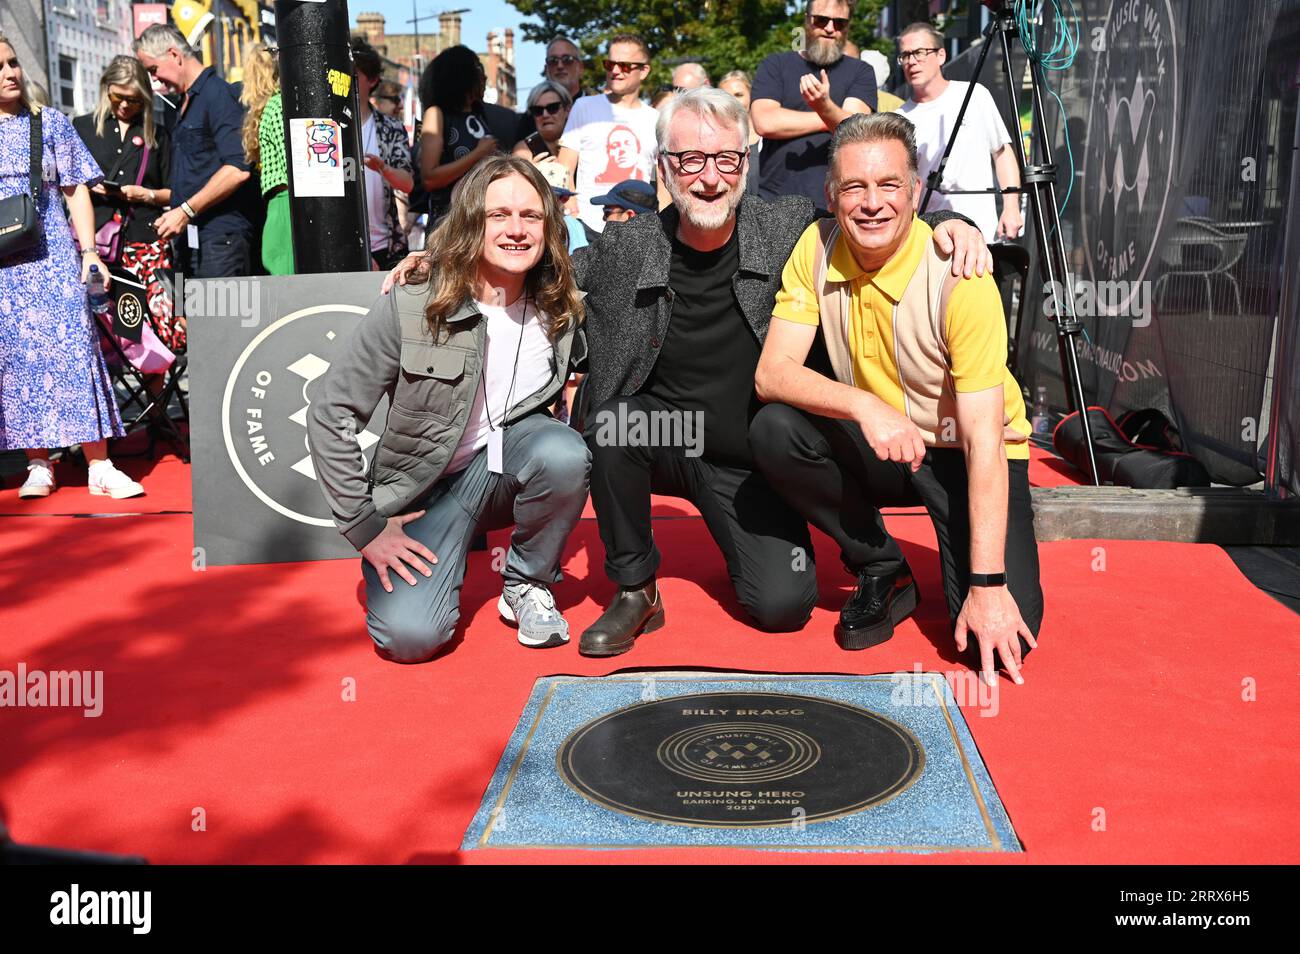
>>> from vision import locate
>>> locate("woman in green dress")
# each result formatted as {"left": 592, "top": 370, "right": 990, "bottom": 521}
{"left": 240, "top": 44, "right": 292, "bottom": 274}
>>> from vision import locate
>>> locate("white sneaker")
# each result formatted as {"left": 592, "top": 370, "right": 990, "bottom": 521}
{"left": 88, "top": 460, "right": 145, "bottom": 499}
{"left": 18, "top": 459, "right": 56, "bottom": 498}
{"left": 498, "top": 581, "right": 570, "bottom": 648}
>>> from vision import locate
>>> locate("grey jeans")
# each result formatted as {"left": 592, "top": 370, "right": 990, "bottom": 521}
{"left": 364, "top": 412, "right": 590, "bottom": 663}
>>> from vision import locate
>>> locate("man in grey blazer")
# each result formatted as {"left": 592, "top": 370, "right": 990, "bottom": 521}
{"left": 571, "top": 87, "right": 990, "bottom": 655}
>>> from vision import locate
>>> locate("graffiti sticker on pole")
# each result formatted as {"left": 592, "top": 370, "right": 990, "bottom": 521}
{"left": 289, "top": 117, "right": 345, "bottom": 197}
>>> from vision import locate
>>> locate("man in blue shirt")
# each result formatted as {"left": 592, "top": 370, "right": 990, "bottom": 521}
{"left": 750, "top": 0, "right": 877, "bottom": 210}
{"left": 134, "top": 23, "right": 255, "bottom": 277}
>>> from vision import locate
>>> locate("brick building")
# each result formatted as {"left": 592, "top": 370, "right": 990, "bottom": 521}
{"left": 352, "top": 11, "right": 516, "bottom": 107}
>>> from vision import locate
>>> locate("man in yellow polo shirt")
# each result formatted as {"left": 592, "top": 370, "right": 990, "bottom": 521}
{"left": 750, "top": 112, "right": 1042, "bottom": 686}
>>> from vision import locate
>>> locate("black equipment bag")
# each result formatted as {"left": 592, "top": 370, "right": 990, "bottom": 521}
{"left": 1053, "top": 406, "right": 1211, "bottom": 488}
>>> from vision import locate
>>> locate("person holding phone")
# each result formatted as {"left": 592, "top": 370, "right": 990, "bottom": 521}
{"left": 513, "top": 81, "right": 573, "bottom": 163}
{"left": 73, "top": 56, "right": 178, "bottom": 348}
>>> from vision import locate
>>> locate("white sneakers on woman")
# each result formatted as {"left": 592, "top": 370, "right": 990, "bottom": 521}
{"left": 18, "top": 459, "right": 56, "bottom": 498}
{"left": 17, "top": 458, "right": 145, "bottom": 500}
{"left": 87, "top": 460, "right": 145, "bottom": 499}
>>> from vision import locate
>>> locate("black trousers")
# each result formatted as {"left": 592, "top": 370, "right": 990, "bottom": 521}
{"left": 585, "top": 394, "right": 818, "bottom": 632}
{"left": 173, "top": 231, "right": 251, "bottom": 278}
{"left": 749, "top": 402, "right": 1044, "bottom": 655}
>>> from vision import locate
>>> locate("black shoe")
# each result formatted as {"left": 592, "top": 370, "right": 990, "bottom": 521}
{"left": 579, "top": 583, "right": 665, "bottom": 657}
{"left": 834, "top": 563, "right": 919, "bottom": 650}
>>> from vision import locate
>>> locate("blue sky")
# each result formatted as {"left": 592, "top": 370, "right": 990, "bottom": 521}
{"left": 352, "top": 1, "right": 547, "bottom": 109}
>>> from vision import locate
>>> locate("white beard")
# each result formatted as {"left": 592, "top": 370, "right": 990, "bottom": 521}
{"left": 667, "top": 177, "right": 744, "bottom": 232}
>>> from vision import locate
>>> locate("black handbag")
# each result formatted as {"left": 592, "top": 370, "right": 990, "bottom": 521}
{"left": 0, "top": 110, "right": 44, "bottom": 261}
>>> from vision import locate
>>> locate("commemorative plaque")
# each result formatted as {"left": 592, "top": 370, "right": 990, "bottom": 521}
{"left": 557, "top": 692, "right": 924, "bottom": 827}
{"left": 463, "top": 674, "right": 1021, "bottom": 852}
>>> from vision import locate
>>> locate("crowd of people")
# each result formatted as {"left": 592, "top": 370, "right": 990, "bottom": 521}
{"left": 0, "top": 0, "right": 1038, "bottom": 683}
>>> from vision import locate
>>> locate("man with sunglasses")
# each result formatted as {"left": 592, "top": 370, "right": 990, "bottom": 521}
{"left": 751, "top": 0, "right": 877, "bottom": 211}
{"left": 557, "top": 34, "right": 660, "bottom": 241}
{"left": 896, "top": 22, "right": 1022, "bottom": 242}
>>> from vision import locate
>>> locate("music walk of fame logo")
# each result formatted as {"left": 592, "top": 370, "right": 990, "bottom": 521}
{"left": 221, "top": 304, "right": 387, "bottom": 527}
{"left": 1081, "top": 0, "right": 1179, "bottom": 317}
{"left": 116, "top": 291, "right": 144, "bottom": 332}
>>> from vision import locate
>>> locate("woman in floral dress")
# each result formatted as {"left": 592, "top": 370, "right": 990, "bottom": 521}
{"left": 0, "top": 33, "right": 144, "bottom": 499}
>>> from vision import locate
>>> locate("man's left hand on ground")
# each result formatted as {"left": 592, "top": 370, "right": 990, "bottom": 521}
{"left": 954, "top": 585, "right": 1037, "bottom": 686}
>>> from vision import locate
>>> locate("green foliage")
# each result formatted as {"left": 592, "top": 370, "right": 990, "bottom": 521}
{"left": 508, "top": 0, "right": 891, "bottom": 90}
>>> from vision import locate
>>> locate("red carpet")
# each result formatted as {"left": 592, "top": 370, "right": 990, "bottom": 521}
{"left": 1, "top": 464, "right": 1296, "bottom": 862}
{"left": 0, "top": 429, "right": 191, "bottom": 516}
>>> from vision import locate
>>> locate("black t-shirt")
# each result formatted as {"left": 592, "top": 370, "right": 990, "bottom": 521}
{"left": 431, "top": 107, "right": 493, "bottom": 218}
{"left": 644, "top": 228, "right": 762, "bottom": 467}
{"left": 750, "top": 51, "right": 877, "bottom": 209}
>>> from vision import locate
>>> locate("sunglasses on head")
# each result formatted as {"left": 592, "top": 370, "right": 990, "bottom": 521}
{"left": 529, "top": 101, "right": 565, "bottom": 117}
{"left": 605, "top": 59, "right": 647, "bottom": 73}
{"left": 807, "top": 13, "right": 850, "bottom": 31}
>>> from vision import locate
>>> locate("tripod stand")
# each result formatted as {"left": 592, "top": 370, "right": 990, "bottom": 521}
{"left": 918, "top": 1, "right": 1100, "bottom": 484}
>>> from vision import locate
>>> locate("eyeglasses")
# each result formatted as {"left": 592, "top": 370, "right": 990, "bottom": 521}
{"left": 897, "top": 47, "right": 942, "bottom": 64}
{"left": 108, "top": 92, "right": 145, "bottom": 106}
{"left": 529, "top": 101, "right": 565, "bottom": 117}
{"left": 545, "top": 54, "right": 581, "bottom": 67}
{"left": 605, "top": 59, "right": 648, "bottom": 74}
{"left": 807, "top": 14, "right": 850, "bottom": 31}
{"left": 663, "top": 149, "right": 748, "bottom": 175}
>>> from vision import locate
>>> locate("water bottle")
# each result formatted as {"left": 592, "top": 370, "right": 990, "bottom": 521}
{"left": 1031, "top": 386, "right": 1050, "bottom": 436}
{"left": 87, "top": 265, "right": 112, "bottom": 324}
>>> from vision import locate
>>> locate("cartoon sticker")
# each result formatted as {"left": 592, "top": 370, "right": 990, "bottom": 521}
{"left": 288, "top": 117, "right": 345, "bottom": 197}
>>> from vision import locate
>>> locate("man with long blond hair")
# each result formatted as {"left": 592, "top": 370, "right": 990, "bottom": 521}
{"left": 307, "top": 155, "right": 590, "bottom": 663}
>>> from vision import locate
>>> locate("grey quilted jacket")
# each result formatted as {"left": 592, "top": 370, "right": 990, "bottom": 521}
{"left": 307, "top": 281, "right": 586, "bottom": 550}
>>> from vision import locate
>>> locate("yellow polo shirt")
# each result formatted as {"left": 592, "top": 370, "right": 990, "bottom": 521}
{"left": 772, "top": 217, "right": 1030, "bottom": 459}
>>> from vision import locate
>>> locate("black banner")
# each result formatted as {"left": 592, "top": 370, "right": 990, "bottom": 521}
{"left": 943, "top": 0, "right": 1299, "bottom": 488}
{"left": 187, "top": 273, "right": 388, "bottom": 566}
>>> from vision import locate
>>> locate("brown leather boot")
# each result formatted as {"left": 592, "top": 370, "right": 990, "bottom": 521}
{"left": 578, "top": 582, "right": 665, "bottom": 657}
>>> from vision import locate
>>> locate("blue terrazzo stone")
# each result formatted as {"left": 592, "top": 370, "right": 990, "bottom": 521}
{"left": 462, "top": 673, "right": 1021, "bottom": 853}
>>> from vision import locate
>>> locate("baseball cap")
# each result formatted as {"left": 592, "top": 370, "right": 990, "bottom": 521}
{"left": 536, "top": 160, "right": 576, "bottom": 200}
{"left": 590, "top": 179, "right": 658, "bottom": 214}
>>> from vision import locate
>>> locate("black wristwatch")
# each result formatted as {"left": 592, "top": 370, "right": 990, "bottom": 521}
{"left": 969, "top": 572, "right": 1007, "bottom": 587}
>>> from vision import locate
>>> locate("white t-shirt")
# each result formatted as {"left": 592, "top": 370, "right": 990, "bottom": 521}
{"left": 898, "top": 81, "right": 1014, "bottom": 241}
{"left": 559, "top": 95, "right": 659, "bottom": 234}
{"left": 361, "top": 114, "right": 388, "bottom": 253}
{"left": 446, "top": 296, "right": 555, "bottom": 474}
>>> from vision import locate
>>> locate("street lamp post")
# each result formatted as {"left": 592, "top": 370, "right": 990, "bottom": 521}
{"left": 274, "top": 0, "right": 371, "bottom": 273}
